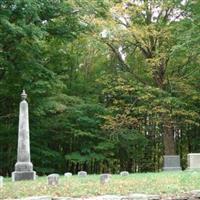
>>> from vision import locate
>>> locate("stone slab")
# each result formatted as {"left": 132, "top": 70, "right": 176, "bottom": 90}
{"left": 22, "top": 196, "right": 51, "bottom": 200}
{"left": 97, "top": 195, "right": 123, "bottom": 200}
{"left": 147, "top": 195, "right": 161, "bottom": 200}
{"left": 124, "top": 194, "right": 160, "bottom": 200}
{"left": 191, "top": 190, "right": 200, "bottom": 198}
{"left": 163, "top": 155, "right": 181, "bottom": 171}
{"left": 187, "top": 153, "right": 200, "bottom": 170}
{"left": 0, "top": 176, "right": 3, "bottom": 187}
{"left": 52, "top": 198, "right": 74, "bottom": 200}
{"left": 12, "top": 171, "right": 36, "bottom": 181}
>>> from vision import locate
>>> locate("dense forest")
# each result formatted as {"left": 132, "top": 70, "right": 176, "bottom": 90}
{"left": 0, "top": 0, "right": 199, "bottom": 176}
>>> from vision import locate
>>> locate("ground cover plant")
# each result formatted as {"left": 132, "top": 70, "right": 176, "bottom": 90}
{"left": 1, "top": 172, "right": 200, "bottom": 199}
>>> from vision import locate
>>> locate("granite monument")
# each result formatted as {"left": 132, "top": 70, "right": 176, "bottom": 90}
{"left": 12, "top": 90, "right": 36, "bottom": 181}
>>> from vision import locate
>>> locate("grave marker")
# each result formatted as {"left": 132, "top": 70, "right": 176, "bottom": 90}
{"left": 100, "top": 173, "right": 111, "bottom": 184}
{"left": 120, "top": 171, "right": 129, "bottom": 176}
{"left": 48, "top": 174, "right": 59, "bottom": 186}
{"left": 163, "top": 155, "right": 181, "bottom": 171}
{"left": 187, "top": 153, "right": 200, "bottom": 170}
{"left": 12, "top": 90, "right": 36, "bottom": 181}
{"left": 78, "top": 171, "right": 87, "bottom": 177}
{"left": 64, "top": 172, "right": 72, "bottom": 177}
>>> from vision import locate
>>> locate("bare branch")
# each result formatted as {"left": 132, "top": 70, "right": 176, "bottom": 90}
{"left": 103, "top": 40, "right": 147, "bottom": 85}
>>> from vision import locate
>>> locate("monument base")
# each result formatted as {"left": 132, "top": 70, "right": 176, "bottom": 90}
{"left": 163, "top": 155, "right": 181, "bottom": 171}
{"left": 187, "top": 167, "right": 200, "bottom": 171}
{"left": 12, "top": 171, "right": 36, "bottom": 181}
{"left": 163, "top": 167, "right": 182, "bottom": 171}
{"left": 15, "top": 161, "right": 33, "bottom": 171}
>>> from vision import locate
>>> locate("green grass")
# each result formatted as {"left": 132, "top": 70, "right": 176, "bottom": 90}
{"left": 1, "top": 171, "right": 200, "bottom": 199}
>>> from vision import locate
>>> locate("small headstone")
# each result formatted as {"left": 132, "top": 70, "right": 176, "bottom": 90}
{"left": 163, "top": 155, "right": 181, "bottom": 171}
{"left": 120, "top": 171, "right": 129, "bottom": 176}
{"left": 77, "top": 171, "right": 87, "bottom": 177}
{"left": 0, "top": 176, "right": 3, "bottom": 187}
{"left": 100, "top": 173, "right": 111, "bottom": 184}
{"left": 48, "top": 174, "right": 59, "bottom": 186}
{"left": 64, "top": 172, "right": 72, "bottom": 177}
{"left": 187, "top": 153, "right": 200, "bottom": 170}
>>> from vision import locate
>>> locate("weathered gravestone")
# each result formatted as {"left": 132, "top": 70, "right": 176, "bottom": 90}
{"left": 100, "top": 173, "right": 111, "bottom": 184}
{"left": 64, "top": 172, "right": 72, "bottom": 177}
{"left": 12, "top": 90, "right": 36, "bottom": 181}
{"left": 120, "top": 171, "right": 129, "bottom": 176}
{"left": 48, "top": 174, "right": 59, "bottom": 186}
{"left": 78, "top": 171, "right": 87, "bottom": 177}
{"left": 187, "top": 153, "right": 200, "bottom": 170}
{"left": 0, "top": 176, "right": 3, "bottom": 187}
{"left": 163, "top": 155, "right": 181, "bottom": 171}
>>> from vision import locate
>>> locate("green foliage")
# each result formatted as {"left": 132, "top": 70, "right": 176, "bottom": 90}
{"left": 0, "top": 0, "right": 199, "bottom": 175}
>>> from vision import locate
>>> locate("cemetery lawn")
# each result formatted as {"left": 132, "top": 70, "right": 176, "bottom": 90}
{"left": 1, "top": 171, "right": 200, "bottom": 199}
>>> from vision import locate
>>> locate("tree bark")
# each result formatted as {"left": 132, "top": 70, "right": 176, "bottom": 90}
{"left": 163, "top": 122, "right": 176, "bottom": 155}
{"left": 153, "top": 61, "right": 176, "bottom": 156}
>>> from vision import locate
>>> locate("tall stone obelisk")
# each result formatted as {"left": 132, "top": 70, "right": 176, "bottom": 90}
{"left": 12, "top": 90, "right": 36, "bottom": 181}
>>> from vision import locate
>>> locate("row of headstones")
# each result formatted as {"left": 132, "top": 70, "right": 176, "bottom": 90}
{"left": 64, "top": 171, "right": 129, "bottom": 177}
{"left": 48, "top": 171, "right": 129, "bottom": 186}
{"left": 0, "top": 171, "right": 129, "bottom": 187}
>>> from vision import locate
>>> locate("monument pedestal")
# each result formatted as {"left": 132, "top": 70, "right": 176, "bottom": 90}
{"left": 12, "top": 171, "right": 36, "bottom": 181}
{"left": 163, "top": 155, "right": 181, "bottom": 171}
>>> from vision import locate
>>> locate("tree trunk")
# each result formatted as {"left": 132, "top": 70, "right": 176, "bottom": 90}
{"left": 152, "top": 61, "right": 176, "bottom": 156}
{"left": 163, "top": 122, "right": 176, "bottom": 155}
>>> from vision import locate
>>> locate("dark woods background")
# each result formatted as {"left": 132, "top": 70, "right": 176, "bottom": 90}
{"left": 0, "top": 0, "right": 200, "bottom": 176}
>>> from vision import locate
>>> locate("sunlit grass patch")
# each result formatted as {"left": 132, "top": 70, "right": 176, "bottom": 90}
{"left": 1, "top": 171, "right": 200, "bottom": 199}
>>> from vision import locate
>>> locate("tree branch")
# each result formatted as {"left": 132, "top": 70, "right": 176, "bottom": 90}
{"left": 103, "top": 40, "right": 147, "bottom": 85}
